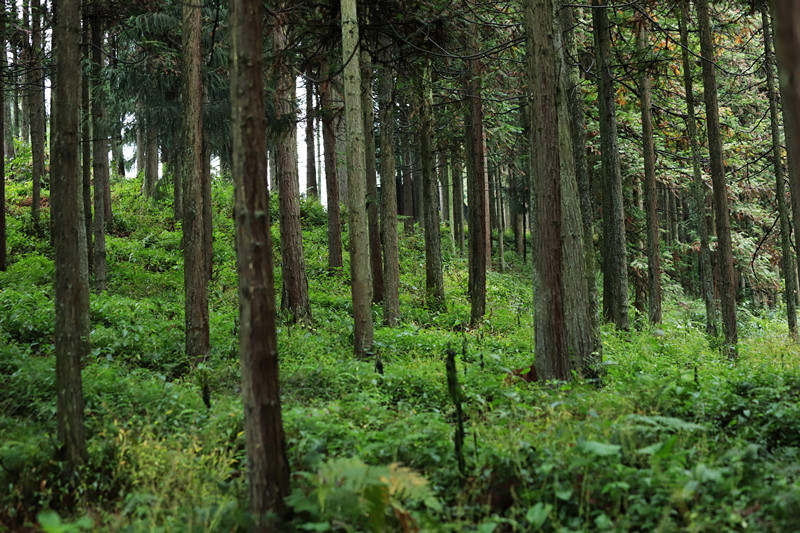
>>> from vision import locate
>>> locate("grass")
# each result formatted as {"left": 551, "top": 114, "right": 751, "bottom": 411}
{"left": 1, "top": 174, "right": 799, "bottom": 532}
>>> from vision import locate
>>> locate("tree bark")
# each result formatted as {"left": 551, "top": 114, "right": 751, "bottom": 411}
{"left": 319, "top": 57, "right": 344, "bottom": 270}
{"left": 526, "top": 0, "right": 568, "bottom": 380}
{"left": 592, "top": 0, "right": 629, "bottom": 330}
{"left": 341, "top": 0, "right": 374, "bottom": 356}
{"left": 202, "top": 138, "right": 213, "bottom": 280}
{"left": 90, "top": 17, "right": 108, "bottom": 291}
{"left": 378, "top": 41, "right": 401, "bottom": 326}
{"left": 419, "top": 59, "right": 445, "bottom": 310}
{"left": 182, "top": 0, "right": 210, "bottom": 362}
{"left": 29, "top": 0, "right": 45, "bottom": 230}
{"left": 144, "top": 121, "right": 158, "bottom": 197}
{"left": 306, "top": 73, "right": 318, "bottom": 199}
{"left": 272, "top": 19, "right": 311, "bottom": 323}
{"left": 81, "top": 17, "right": 92, "bottom": 271}
{"left": 230, "top": 0, "right": 291, "bottom": 521}
{"left": 451, "top": 146, "right": 465, "bottom": 254}
{"left": 52, "top": 0, "right": 89, "bottom": 469}
{"left": 696, "top": 0, "right": 738, "bottom": 357}
{"left": 0, "top": 4, "right": 5, "bottom": 271}
{"left": 402, "top": 106, "right": 415, "bottom": 235}
{"left": 679, "top": 0, "right": 717, "bottom": 337}
{"left": 762, "top": 5, "right": 797, "bottom": 338}
{"left": 361, "top": 48, "right": 383, "bottom": 303}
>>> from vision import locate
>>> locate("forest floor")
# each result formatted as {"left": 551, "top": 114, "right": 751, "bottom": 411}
{"left": 2, "top": 175, "right": 800, "bottom": 532}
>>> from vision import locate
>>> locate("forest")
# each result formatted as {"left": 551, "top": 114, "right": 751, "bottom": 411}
{"left": 2, "top": 0, "right": 800, "bottom": 530}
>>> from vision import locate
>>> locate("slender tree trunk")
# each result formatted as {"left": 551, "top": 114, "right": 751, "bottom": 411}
{"left": 305, "top": 73, "right": 318, "bottom": 199}
{"left": 679, "top": 1, "right": 717, "bottom": 336}
{"left": 451, "top": 146, "right": 465, "bottom": 254}
{"left": 136, "top": 109, "right": 145, "bottom": 176}
{"left": 378, "top": 40, "right": 400, "bottom": 326}
{"left": 402, "top": 108, "right": 415, "bottom": 235}
{"left": 441, "top": 153, "right": 452, "bottom": 237}
{"left": 112, "top": 118, "right": 124, "bottom": 178}
{"left": 526, "top": 0, "right": 568, "bottom": 380}
{"left": 319, "top": 58, "right": 343, "bottom": 270}
{"left": 81, "top": 18, "right": 92, "bottom": 271}
{"left": 0, "top": 3, "right": 5, "bottom": 271}
{"left": 52, "top": 0, "right": 89, "bottom": 469}
{"left": 90, "top": 18, "right": 107, "bottom": 291}
{"left": 592, "top": 0, "right": 629, "bottom": 330}
{"left": 20, "top": 1, "right": 30, "bottom": 143}
{"left": 361, "top": 48, "right": 383, "bottom": 303}
{"left": 696, "top": 0, "right": 738, "bottom": 357}
{"left": 182, "top": 0, "right": 210, "bottom": 362}
{"left": 202, "top": 139, "right": 213, "bottom": 280}
{"left": 29, "top": 0, "right": 45, "bottom": 230}
{"left": 171, "top": 144, "right": 182, "bottom": 220}
{"left": 762, "top": 6, "right": 797, "bottom": 338}
{"left": 636, "top": 20, "right": 662, "bottom": 325}
{"left": 464, "top": 39, "right": 488, "bottom": 325}
{"left": 144, "top": 122, "right": 158, "bottom": 197}
{"left": 341, "top": 0, "right": 374, "bottom": 356}
{"left": 272, "top": 21, "right": 311, "bottom": 322}
{"left": 419, "top": 59, "right": 445, "bottom": 310}
{"left": 230, "top": 0, "right": 291, "bottom": 521}
{"left": 413, "top": 141, "right": 423, "bottom": 225}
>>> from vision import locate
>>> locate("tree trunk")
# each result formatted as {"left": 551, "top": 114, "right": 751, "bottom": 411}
{"left": 81, "top": 18, "right": 92, "bottom": 271}
{"left": 696, "top": 0, "right": 738, "bottom": 357}
{"left": 273, "top": 22, "right": 311, "bottom": 323}
{"left": 441, "top": 152, "right": 452, "bottom": 238}
{"left": 306, "top": 73, "right": 318, "bottom": 199}
{"left": 341, "top": 0, "right": 374, "bottom": 356}
{"left": 52, "top": 0, "right": 89, "bottom": 469}
{"left": 592, "top": 0, "right": 629, "bottom": 331}
{"left": 496, "top": 167, "right": 505, "bottom": 273}
{"left": 451, "top": 146, "right": 465, "bottom": 254}
{"left": 0, "top": 4, "right": 5, "bottom": 271}
{"left": 526, "top": 0, "right": 568, "bottom": 381}
{"left": 402, "top": 108, "right": 415, "bottom": 235}
{"left": 202, "top": 138, "right": 213, "bottom": 280}
{"left": 464, "top": 39, "right": 488, "bottom": 325}
{"left": 319, "top": 57, "right": 343, "bottom": 271}
{"left": 679, "top": 1, "right": 717, "bottom": 337}
{"left": 361, "top": 48, "right": 383, "bottom": 303}
{"left": 136, "top": 111, "right": 145, "bottom": 176}
{"left": 637, "top": 20, "right": 662, "bottom": 325}
{"left": 90, "top": 17, "right": 108, "bottom": 291}
{"left": 29, "top": 0, "right": 45, "bottom": 230}
{"left": 419, "top": 59, "right": 445, "bottom": 310}
{"left": 230, "top": 0, "right": 291, "bottom": 521}
{"left": 378, "top": 40, "right": 401, "bottom": 326}
{"left": 171, "top": 144, "right": 182, "bottom": 220}
{"left": 181, "top": 0, "right": 210, "bottom": 363}
{"left": 762, "top": 5, "right": 797, "bottom": 338}
{"left": 144, "top": 121, "right": 158, "bottom": 197}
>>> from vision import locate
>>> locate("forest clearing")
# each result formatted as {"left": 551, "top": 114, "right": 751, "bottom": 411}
{"left": 2, "top": 0, "right": 800, "bottom": 531}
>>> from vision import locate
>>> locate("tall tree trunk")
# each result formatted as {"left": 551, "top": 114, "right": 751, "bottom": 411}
{"left": 144, "top": 121, "right": 158, "bottom": 197}
{"left": 497, "top": 167, "right": 505, "bottom": 273}
{"left": 763, "top": 5, "right": 797, "bottom": 338}
{"left": 112, "top": 118, "right": 125, "bottom": 178}
{"left": 81, "top": 17, "right": 92, "bottom": 271}
{"left": 413, "top": 141, "right": 423, "bottom": 225}
{"left": 171, "top": 143, "right": 182, "bottom": 220}
{"left": 20, "top": 0, "right": 30, "bottom": 143}
{"left": 679, "top": 1, "right": 717, "bottom": 336}
{"left": 464, "top": 39, "right": 488, "bottom": 325}
{"left": 319, "top": 57, "right": 343, "bottom": 270}
{"left": 182, "top": 0, "right": 210, "bottom": 363}
{"left": 592, "top": 0, "right": 629, "bottom": 330}
{"left": 305, "top": 73, "right": 318, "bottom": 199}
{"left": 526, "top": 0, "right": 568, "bottom": 380}
{"left": 696, "top": 0, "right": 738, "bottom": 357}
{"left": 402, "top": 107, "right": 415, "bottom": 235}
{"left": 361, "top": 48, "right": 383, "bottom": 303}
{"left": 341, "top": 0, "right": 374, "bottom": 356}
{"left": 637, "top": 19, "right": 662, "bottom": 325}
{"left": 441, "top": 153, "right": 452, "bottom": 237}
{"left": 52, "top": 0, "right": 89, "bottom": 469}
{"left": 0, "top": 3, "right": 5, "bottom": 271}
{"left": 90, "top": 17, "right": 108, "bottom": 291}
{"left": 136, "top": 109, "right": 145, "bottom": 176}
{"left": 419, "top": 59, "right": 445, "bottom": 310}
{"left": 202, "top": 139, "right": 213, "bottom": 280}
{"left": 272, "top": 21, "right": 311, "bottom": 323}
{"left": 378, "top": 40, "right": 400, "bottom": 326}
{"left": 29, "top": 0, "right": 45, "bottom": 230}
{"left": 451, "top": 146, "right": 465, "bottom": 254}
{"left": 230, "top": 0, "right": 291, "bottom": 521}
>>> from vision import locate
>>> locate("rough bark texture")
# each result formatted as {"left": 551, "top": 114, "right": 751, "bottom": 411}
{"left": 696, "top": 0, "right": 738, "bottom": 357}
{"left": 679, "top": 0, "right": 717, "bottom": 337}
{"left": 306, "top": 73, "right": 318, "bottom": 199}
{"left": 341, "top": 0, "right": 374, "bottom": 356}
{"left": 402, "top": 109, "right": 415, "bottom": 235}
{"left": 181, "top": 0, "right": 210, "bottom": 362}
{"left": 230, "top": 0, "right": 291, "bottom": 521}
{"left": 52, "top": 0, "right": 89, "bottom": 469}
{"left": 143, "top": 121, "right": 158, "bottom": 197}
{"left": 273, "top": 21, "right": 311, "bottom": 322}
{"left": 592, "top": 0, "right": 629, "bottom": 330}
{"left": 464, "top": 41, "right": 488, "bottom": 325}
{"left": 636, "top": 20, "right": 662, "bottom": 325}
{"left": 90, "top": 18, "right": 108, "bottom": 291}
{"left": 451, "top": 147, "right": 465, "bottom": 254}
{"left": 419, "top": 60, "right": 445, "bottom": 310}
{"left": 81, "top": 18, "right": 92, "bottom": 270}
{"left": 319, "top": 58, "right": 344, "bottom": 270}
{"left": 29, "top": 0, "right": 45, "bottom": 230}
{"left": 378, "top": 42, "right": 401, "bottom": 326}
{"left": 361, "top": 49, "right": 383, "bottom": 303}
{"left": 763, "top": 6, "right": 797, "bottom": 338}
{"left": 526, "top": 0, "right": 569, "bottom": 381}
{"left": 441, "top": 153, "right": 452, "bottom": 237}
